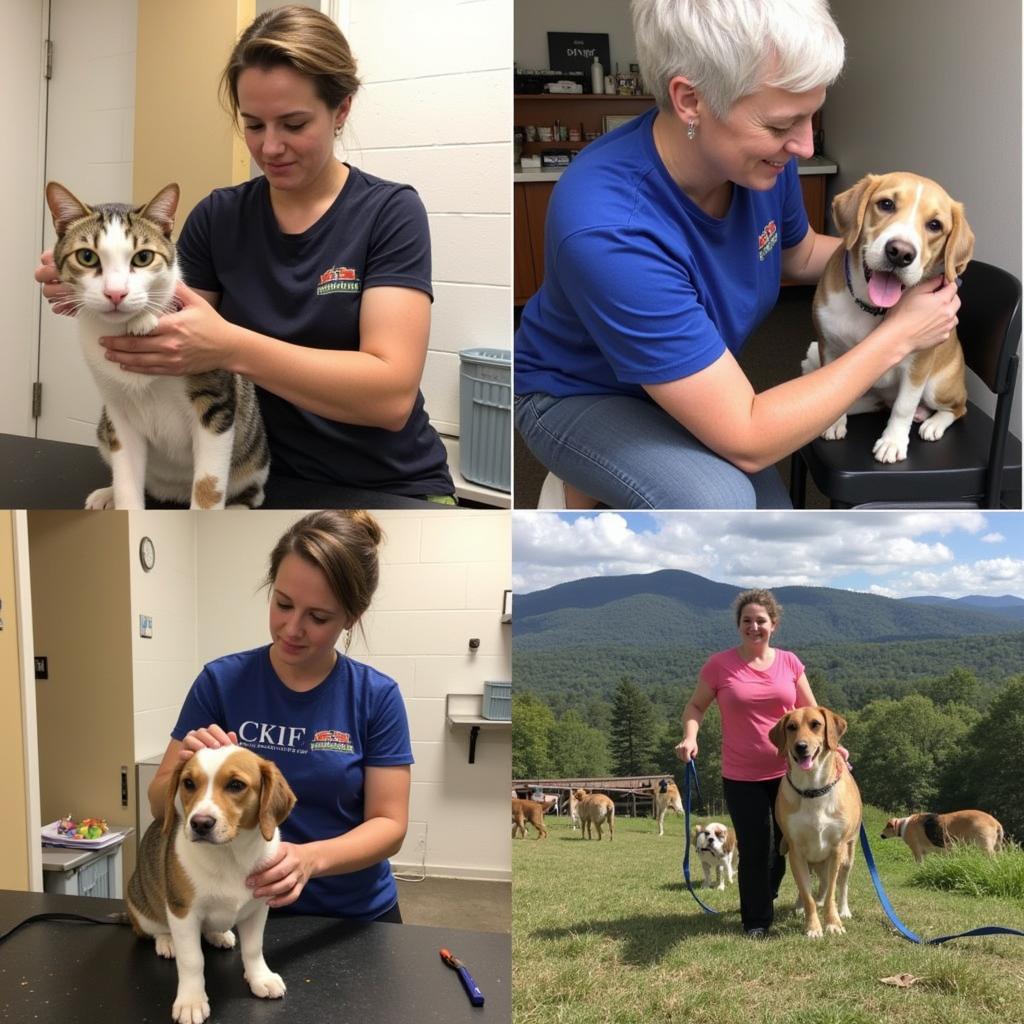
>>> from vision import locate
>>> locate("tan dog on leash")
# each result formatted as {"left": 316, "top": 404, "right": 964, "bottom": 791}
{"left": 770, "top": 707, "right": 862, "bottom": 939}
{"left": 881, "top": 810, "right": 1003, "bottom": 862}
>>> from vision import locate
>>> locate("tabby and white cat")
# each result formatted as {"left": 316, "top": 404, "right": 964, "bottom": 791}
{"left": 45, "top": 181, "right": 269, "bottom": 509}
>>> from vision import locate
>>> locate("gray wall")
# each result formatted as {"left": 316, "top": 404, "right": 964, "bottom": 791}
{"left": 826, "top": 0, "right": 1021, "bottom": 431}
{"left": 514, "top": 0, "right": 638, "bottom": 72}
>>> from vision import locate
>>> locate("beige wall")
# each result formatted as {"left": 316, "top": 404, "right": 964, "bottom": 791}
{"left": 29, "top": 512, "right": 137, "bottom": 890}
{"left": 133, "top": 0, "right": 254, "bottom": 224}
{"left": 0, "top": 512, "right": 31, "bottom": 890}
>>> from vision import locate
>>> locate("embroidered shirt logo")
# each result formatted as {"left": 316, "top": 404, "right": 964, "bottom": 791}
{"left": 757, "top": 220, "right": 779, "bottom": 262}
{"left": 317, "top": 266, "right": 360, "bottom": 295}
{"left": 311, "top": 728, "right": 355, "bottom": 754}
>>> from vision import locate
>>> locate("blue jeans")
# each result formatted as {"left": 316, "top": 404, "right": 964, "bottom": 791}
{"left": 515, "top": 392, "right": 792, "bottom": 509}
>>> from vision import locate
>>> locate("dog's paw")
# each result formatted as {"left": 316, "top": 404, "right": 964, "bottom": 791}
{"left": 872, "top": 435, "right": 908, "bottom": 463}
{"left": 84, "top": 486, "right": 115, "bottom": 510}
{"left": 821, "top": 416, "right": 847, "bottom": 441}
{"left": 918, "top": 412, "right": 953, "bottom": 442}
{"left": 805, "top": 925, "right": 824, "bottom": 939}
{"left": 204, "top": 929, "right": 236, "bottom": 949}
{"left": 247, "top": 970, "right": 287, "bottom": 999}
{"left": 825, "top": 922, "right": 846, "bottom": 936}
{"left": 171, "top": 990, "right": 210, "bottom": 1024}
{"left": 155, "top": 934, "right": 175, "bottom": 959}
{"left": 839, "top": 907, "right": 853, "bottom": 920}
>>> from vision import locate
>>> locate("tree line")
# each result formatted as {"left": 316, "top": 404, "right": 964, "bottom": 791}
{"left": 512, "top": 670, "right": 1024, "bottom": 842}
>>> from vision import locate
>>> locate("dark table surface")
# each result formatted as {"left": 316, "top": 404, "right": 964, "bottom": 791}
{"left": 0, "top": 890, "right": 510, "bottom": 1023}
{"left": 0, "top": 433, "right": 444, "bottom": 510}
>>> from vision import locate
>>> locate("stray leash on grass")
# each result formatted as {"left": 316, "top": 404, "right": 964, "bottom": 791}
{"left": 859, "top": 824, "right": 1024, "bottom": 945}
{"left": 682, "top": 759, "right": 723, "bottom": 915}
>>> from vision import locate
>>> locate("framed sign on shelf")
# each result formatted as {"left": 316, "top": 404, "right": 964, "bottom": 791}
{"left": 546, "top": 32, "right": 611, "bottom": 93}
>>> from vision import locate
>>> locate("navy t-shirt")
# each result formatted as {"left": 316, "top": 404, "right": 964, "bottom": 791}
{"left": 172, "top": 645, "right": 414, "bottom": 920}
{"left": 177, "top": 168, "right": 453, "bottom": 497}
{"left": 515, "top": 107, "right": 809, "bottom": 398}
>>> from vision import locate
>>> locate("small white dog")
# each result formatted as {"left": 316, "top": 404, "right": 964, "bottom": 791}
{"left": 694, "top": 822, "right": 736, "bottom": 890}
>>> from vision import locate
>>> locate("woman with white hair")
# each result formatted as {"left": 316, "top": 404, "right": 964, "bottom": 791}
{"left": 515, "top": 0, "right": 961, "bottom": 509}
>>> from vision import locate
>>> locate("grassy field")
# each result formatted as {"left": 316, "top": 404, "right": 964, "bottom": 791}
{"left": 512, "top": 805, "right": 1024, "bottom": 1024}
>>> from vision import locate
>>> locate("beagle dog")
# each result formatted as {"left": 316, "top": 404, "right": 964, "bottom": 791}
{"left": 651, "top": 778, "right": 683, "bottom": 837}
{"left": 769, "top": 707, "right": 862, "bottom": 939}
{"left": 881, "top": 810, "right": 1004, "bottom": 863}
{"left": 803, "top": 172, "right": 974, "bottom": 463}
{"left": 127, "top": 745, "right": 296, "bottom": 1024}
{"left": 573, "top": 788, "right": 615, "bottom": 841}
{"left": 693, "top": 822, "right": 736, "bottom": 889}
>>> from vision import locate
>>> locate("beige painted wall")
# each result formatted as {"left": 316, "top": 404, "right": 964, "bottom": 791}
{"left": 133, "top": 0, "right": 253, "bottom": 224}
{"left": 0, "top": 512, "right": 31, "bottom": 890}
{"left": 29, "top": 511, "right": 138, "bottom": 891}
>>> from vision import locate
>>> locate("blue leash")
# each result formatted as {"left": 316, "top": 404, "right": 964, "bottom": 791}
{"left": 858, "top": 823, "right": 1024, "bottom": 945}
{"left": 682, "top": 759, "right": 722, "bottom": 914}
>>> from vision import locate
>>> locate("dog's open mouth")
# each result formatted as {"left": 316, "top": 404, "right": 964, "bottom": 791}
{"left": 864, "top": 264, "right": 905, "bottom": 309}
{"left": 794, "top": 748, "right": 819, "bottom": 771}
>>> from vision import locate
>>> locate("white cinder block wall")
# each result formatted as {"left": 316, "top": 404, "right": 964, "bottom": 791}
{"left": 185, "top": 510, "right": 512, "bottom": 881}
{"left": 340, "top": 0, "right": 513, "bottom": 436}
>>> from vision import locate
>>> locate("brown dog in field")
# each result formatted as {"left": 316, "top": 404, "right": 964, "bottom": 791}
{"left": 770, "top": 706, "right": 862, "bottom": 939}
{"left": 881, "top": 810, "right": 1003, "bottom": 862}
{"left": 512, "top": 798, "right": 548, "bottom": 840}
{"left": 651, "top": 778, "right": 683, "bottom": 837}
{"left": 573, "top": 789, "right": 615, "bottom": 841}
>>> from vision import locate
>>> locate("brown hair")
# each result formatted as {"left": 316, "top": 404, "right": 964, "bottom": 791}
{"left": 733, "top": 588, "right": 782, "bottom": 627}
{"left": 220, "top": 5, "right": 361, "bottom": 123}
{"left": 266, "top": 510, "right": 383, "bottom": 625}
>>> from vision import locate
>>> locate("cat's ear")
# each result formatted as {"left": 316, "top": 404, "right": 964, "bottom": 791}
{"left": 138, "top": 183, "right": 180, "bottom": 237}
{"left": 46, "top": 182, "right": 92, "bottom": 236}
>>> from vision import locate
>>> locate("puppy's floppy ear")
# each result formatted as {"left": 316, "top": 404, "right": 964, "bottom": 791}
{"left": 823, "top": 708, "right": 847, "bottom": 752}
{"left": 768, "top": 712, "right": 791, "bottom": 758}
{"left": 944, "top": 200, "right": 975, "bottom": 282}
{"left": 258, "top": 760, "right": 297, "bottom": 841}
{"left": 832, "top": 174, "right": 880, "bottom": 250}
{"left": 162, "top": 759, "right": 188, "bottom": 836}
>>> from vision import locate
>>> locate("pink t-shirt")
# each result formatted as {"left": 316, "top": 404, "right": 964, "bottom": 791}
{"left": 700, "top": 647, "right": 806, "bottom": 781}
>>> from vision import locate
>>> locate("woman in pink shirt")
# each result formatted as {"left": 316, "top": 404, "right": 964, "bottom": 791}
{"left": 676, "top": 588, "right": 818, "bottom": 938}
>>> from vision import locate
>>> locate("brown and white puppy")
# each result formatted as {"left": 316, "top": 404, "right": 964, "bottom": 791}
{"left": 651, "top": 778, "right": 684, "bottom": 837}
{"left": 693, "top": 822, "right": 736, "bottom": 889}
{"left": 803, "top": 171, "right": 975, "bottom": 463}
{"left": 770, "top": 707, "right": 862, "bottom": 939}
{"left": 881, "top": 810, "right": 1004, "bottom": 863}
{"left": 127, "top": 745, "right": 296, "bottom": 1024}
{"left": 573, "top": 788, "right": 615, "bottom": 841}
{"left": 511, "top": 798, "right": 548, "bottom": 840}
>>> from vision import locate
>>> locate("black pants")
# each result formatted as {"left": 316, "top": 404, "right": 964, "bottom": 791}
{"left": 722, "top": 776, "right": 786, "bottom": 932}
{"left": 374, "top": 901, "right": 403, "bottom": 924}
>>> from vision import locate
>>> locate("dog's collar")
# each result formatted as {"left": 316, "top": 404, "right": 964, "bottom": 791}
{"left": 785, "top": 758, "right": 843, "bottom": 799}
{"left": 844, "top": 252, "right": 887, "bottom": 317}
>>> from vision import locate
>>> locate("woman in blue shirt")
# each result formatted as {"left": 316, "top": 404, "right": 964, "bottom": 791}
{"left": 146, "top": 509, "right": 413, "bottom": 922}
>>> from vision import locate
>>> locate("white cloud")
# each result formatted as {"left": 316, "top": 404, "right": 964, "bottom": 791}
{"left": 982, "top": 533, "right": 1006, "bottom": 544}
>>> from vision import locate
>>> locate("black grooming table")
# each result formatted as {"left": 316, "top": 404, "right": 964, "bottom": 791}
{"left": 0, "top": 890, "right": 509, "bottom": 1023}
{"left": 0, "top": 433, "right": 445, "bottom": 509}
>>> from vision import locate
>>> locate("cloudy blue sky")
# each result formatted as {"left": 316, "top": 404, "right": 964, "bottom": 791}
{"left": 512, "top": 511, "right": 1024, "bottom": 598}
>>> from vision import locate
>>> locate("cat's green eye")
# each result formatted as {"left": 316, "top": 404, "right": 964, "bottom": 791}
{"left": 132, "top": 250, "right": 155, "bottom": 268}
{"left": 76, "top": 248, "right": 98, "bottom": 268}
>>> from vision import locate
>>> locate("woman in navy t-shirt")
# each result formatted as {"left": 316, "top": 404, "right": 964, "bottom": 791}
{"left": 147, "top": 510, "right": 413, "bottom": 922}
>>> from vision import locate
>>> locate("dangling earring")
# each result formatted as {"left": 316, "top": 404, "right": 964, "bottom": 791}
{"left": 687, "top": 120, "right": 697, "bottom": 141}
{"left": 334, "top": 124, "right": 342, "bottom": 138}
{"left": 342, "top": 628, "right": 353, "bottom": 653}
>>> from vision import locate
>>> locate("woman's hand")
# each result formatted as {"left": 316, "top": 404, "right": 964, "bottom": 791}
{"left": 102, "top": 281, "right": 237, "bottom": 375}
{"left": 883, "top": 276, "right": 961, "bottom": 355}
{"left": 178, "top": 724, "right": 238, "bottom": 764}
{"left": 35, "top": 250, "right": 76, "bottom": 315}
{"left": 247, "top": 842, "right": 315, "bottom": 909}
{"left": 675, "top": 737, "right": 698, "bottom": 762}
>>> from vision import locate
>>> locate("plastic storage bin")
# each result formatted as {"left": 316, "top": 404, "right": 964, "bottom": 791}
{"left": 459, "top": 348, "right": 511, "bottom": 492}
{"left": 482, "top": 681, "right": 512, "bottom": 721}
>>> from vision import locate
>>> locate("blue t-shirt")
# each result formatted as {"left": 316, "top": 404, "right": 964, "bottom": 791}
{"left": 172, "top": 645, "right": 414, "bottom": 920}
{"left": 177, "top": 168, "right": 453, "bottom": 497}
{"left": 514, "top": 107, "right": 809, "bottom": 398}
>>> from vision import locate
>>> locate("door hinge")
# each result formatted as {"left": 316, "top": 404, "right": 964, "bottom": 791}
{"left": 44, "top": 39, "right": 53, "bottom": 80}
{"left": 32, "top": 381, "right": 42, "bottom": 419}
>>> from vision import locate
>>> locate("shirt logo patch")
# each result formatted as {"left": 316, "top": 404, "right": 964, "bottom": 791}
{"left": 757, "top": 220, "right": 779, "bottom": 261}
{"left": 317, "top": 266, "right": 361, "bottom": 295}
{"left": 311, "top": 728, "right": 355, "bottom": 754}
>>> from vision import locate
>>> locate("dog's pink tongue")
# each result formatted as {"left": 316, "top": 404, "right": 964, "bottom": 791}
{"left": 798, "top": 756, "right": 814, "bottom": 771}
{"left": 867, "top": 271, "right": 904, "bottom": 309}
